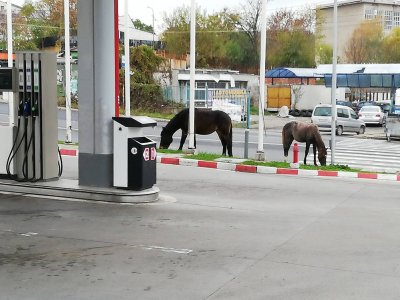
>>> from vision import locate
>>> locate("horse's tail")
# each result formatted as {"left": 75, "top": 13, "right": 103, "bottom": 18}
{"left": 313, "top": 125, "right": 326, "bottom": 150}
{"left": 229, "top": 121, "right": 232, "bottom": 141}
{"left": 282, "top": 121, "right": 295, "bottom": 157}
{"left": 282, "top": 121, "right": 294, "bottom": 145}
{"left": 227, "top": 119, "right": 233, "bottom": 156}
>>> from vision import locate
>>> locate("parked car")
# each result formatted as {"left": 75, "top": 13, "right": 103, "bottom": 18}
{"left": 358, "top": 105, "right": 386, "bottom": 126}
{"left": 376, "top": 102, "right": 392, "bottom": 114}
{"left": 336, "top": 100, "right": 353, "bottom": 108}
{"left": 353, "top": 101, "right": 376, "bottom": 113}
{"left": 311, "top": 104, "right": 366, "bottom": 135}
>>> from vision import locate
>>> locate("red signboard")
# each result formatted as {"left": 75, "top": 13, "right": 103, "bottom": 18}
{"left": 151, "top": 147, "right": 156, "bottom": 160}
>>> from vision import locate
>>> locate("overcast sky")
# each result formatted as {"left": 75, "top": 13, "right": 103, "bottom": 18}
{"left": 12, "top": 0, "right": 331, "bottom": 33}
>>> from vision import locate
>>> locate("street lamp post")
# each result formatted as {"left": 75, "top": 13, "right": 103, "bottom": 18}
{"left": 331, "top": 0, "right": 338, "bottom": 164}
{"left": 7, "top": 0, "right": 14, "bottom": 126}
{"left": 256, "top": 0, "right": 267, "bottom": 161}
{"left": 147, "top": 6, "right": 155, "bottom": 49}
{"left": 64, "top": 0, "right": 72, "bottom": 143}
{"left": 125, "top": 0, "right": 130, "bottom": 116}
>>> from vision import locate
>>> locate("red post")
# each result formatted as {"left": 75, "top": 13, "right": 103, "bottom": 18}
{"left": 293, "top": 143, "right": 299, "bottom": 164}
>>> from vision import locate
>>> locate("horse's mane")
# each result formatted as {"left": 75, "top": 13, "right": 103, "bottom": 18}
{"left": 164, "top": 108, "right": 188, "bottom": 134}
{"left": 312, "top": 125, "right": 326, "bottom": 152}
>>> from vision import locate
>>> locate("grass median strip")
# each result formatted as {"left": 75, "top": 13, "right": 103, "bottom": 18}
{"left": 156, "top": 149, "right": 372, "bottom": 173}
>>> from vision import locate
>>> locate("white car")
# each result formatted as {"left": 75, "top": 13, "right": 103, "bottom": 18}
{"left": 358, "top": 105, "right": 386, "bottom": 126}
{"left": 311, "top": 104, "right": 366, "bottom": 135}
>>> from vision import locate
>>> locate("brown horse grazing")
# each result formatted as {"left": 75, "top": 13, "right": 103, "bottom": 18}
{"left": 160, "top": 108, "right": 233, "bottom": 157}
{"left": 282, "top": 121, "right": 327, "bottom": 166}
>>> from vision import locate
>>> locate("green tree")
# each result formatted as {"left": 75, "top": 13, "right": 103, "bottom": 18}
{"left": 268, "top": 29, "right": 315, "bottom": 67}
{"left": 344, "top": 20, "right": 383, "bottom": 63}
{"left": 12, "top": 0, "right": 77, "bottom": 50}
{"left": 316, "top": 43, "right": 333, "bottom": 64}
{"left": 161, "top": 6, "right": 190, "bottom": 57}
{"left": 131, "top": 19, "right": 153, "bottom": 33}
{"left": 161, "top": 6, "right": 240, "bottom": 69}
{"left": 267, "top": 8, "right": 316, "bottom": 68}
{"left": 124, "top": 45, "right": 165, "bottom": 111}
{"left": 381, "top": 27, "right": 400, "bottom": 63}
{"left": 314, "top": 8, "right": 335, "bottom": 64}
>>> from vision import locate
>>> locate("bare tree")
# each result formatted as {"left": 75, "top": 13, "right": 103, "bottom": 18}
{"left": 233, "top": 0, "right": 262, "bottom": 64}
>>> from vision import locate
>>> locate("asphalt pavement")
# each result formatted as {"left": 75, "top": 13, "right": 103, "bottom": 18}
{"left": 1, "top": 103, "right": 400, "bottom": 299}
{"left": 1, "top": 164, "right": 400, "bottom": 299}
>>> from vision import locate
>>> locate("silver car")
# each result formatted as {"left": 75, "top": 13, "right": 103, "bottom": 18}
{"left": 311, "top": 104, "right": 366, "bottom": 135}
{"left": 358, "top": 105, "right": 386, "bottom": 126}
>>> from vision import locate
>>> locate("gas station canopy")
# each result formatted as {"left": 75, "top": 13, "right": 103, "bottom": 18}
{"left": 265, "top": 67, "right": 317, "bottom": 78}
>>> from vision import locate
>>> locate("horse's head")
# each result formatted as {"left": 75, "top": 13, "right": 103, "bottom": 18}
{"left": 159, "top": 127, "right": 173, "bottom": 149}
{"left": 318, "top": 147, "right": 328, "bottom": 166}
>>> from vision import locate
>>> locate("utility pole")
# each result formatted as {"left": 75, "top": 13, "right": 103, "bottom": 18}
{"left": 330, "top": 0, "right": 338, "bottom": 164}
{"left": 7, "top": 0, "right": 14, "bottom": 126}
{"left": 147, "top": 6, "right": 155, "bottom": 49}
{"left": 125, "top": 0, "right": 130, "bottom": 116}
{"left": 64, "top": 0, "right": 72, "bottom": 143}
{"left": 188, "top": 0, "right": 196, "bottom": 151}
{"left": 256, "top": 0, "right": 267, "bottom": 161}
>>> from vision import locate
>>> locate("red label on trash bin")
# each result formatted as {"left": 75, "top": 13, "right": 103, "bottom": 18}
{"left": 143, "top": 148, "right": 150, "bottom": 161}
{"left": 151, "top": 147, "right": 156, "bottom": 160}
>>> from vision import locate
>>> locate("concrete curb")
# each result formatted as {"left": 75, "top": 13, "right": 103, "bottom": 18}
{"left": 59, "top": 149, "right": 400, "bottom": 182}
{"left": 156, "top": 155, "right": 400, "bottom": 182}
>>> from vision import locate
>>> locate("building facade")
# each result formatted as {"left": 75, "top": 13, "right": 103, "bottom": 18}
{"left": 319, "top": 0, "right": 400, "bottom": 61}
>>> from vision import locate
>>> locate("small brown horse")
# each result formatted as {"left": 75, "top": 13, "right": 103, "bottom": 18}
{"left": 160, "top": 108, "right": 233, "bottom": 157}
{"left": 282, "top": 121, "right": 327, "bottom": 166}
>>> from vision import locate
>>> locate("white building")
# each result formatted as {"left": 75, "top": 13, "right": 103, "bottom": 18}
{"left": 118, "top": 16, "right": 159, "bottom": 48}
{"left": 319, "top": 0, "right": 400, "bottom": 61}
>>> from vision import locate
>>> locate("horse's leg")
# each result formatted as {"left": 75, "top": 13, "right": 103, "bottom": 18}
{"left": 313, "top": 143, "right": 317, "bottom": 166}
{"left": 179, "top": 131, "right": 187, "bottom": 150}
{"left": 216, "top": 131, "right": 227, "bottom": 156}
{"left": 227, "top": 136, "right": 233, "bottom": 157}
{"left": 227, "top": 124, "right": 233, "bottom": 157}
{"left": 304, "top": 142, "right": 310, "bottom": 165}
{"left": 283, "top": 136, "right": 294, "bottom": 162}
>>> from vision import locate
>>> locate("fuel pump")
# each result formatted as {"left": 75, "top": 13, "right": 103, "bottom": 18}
{"left": 5, "top": 52, "right": 59, "bottom": 181}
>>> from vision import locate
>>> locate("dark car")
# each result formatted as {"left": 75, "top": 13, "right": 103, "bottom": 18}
{"left": 376, "top": 102, "right": 392, "bottom": 114}
{"left": 336, "top": 100, "right": 353, "bottom": 108}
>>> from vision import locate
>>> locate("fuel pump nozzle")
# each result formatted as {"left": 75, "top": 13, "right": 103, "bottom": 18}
{"left": 22, "top": 97, "right": 31, "bottom": 118}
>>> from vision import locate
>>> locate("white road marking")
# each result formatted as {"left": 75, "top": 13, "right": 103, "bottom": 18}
{"left": 140, "top": 245, "right": 193, "bottom": 254}
{"left": 20, "top": 232, "right": 38, "bottom": 237}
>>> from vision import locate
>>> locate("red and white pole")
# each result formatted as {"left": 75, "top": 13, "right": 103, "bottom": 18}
{"left": 293, "top": 143, "right": 299, "bottom": 164}
{"left": 290, "top": 143, "right": 299, "bottom": 169}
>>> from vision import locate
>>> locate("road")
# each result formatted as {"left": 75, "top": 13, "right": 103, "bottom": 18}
{"left": 144, "top": 120, "right": 369, "bottom": 162}
{"left": 0, "top": 103, "right": 79, "bottom": 143}
{"left": 0, "top": 102, "right": 325, "bottom": 161}
{"left": 2, "top": 102, "right": 400, "bottom": 172}
{"left": 1, "top": 162, "right": 400, "bottom": 299}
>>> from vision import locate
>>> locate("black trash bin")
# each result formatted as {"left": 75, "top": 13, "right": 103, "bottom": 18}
{"left": 128, "top": 136, "right": 157, "bottom": 190}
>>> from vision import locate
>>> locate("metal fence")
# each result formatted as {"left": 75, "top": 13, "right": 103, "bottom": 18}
{"left": 162, "top": 86, "right": 249, "bottom": 122}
